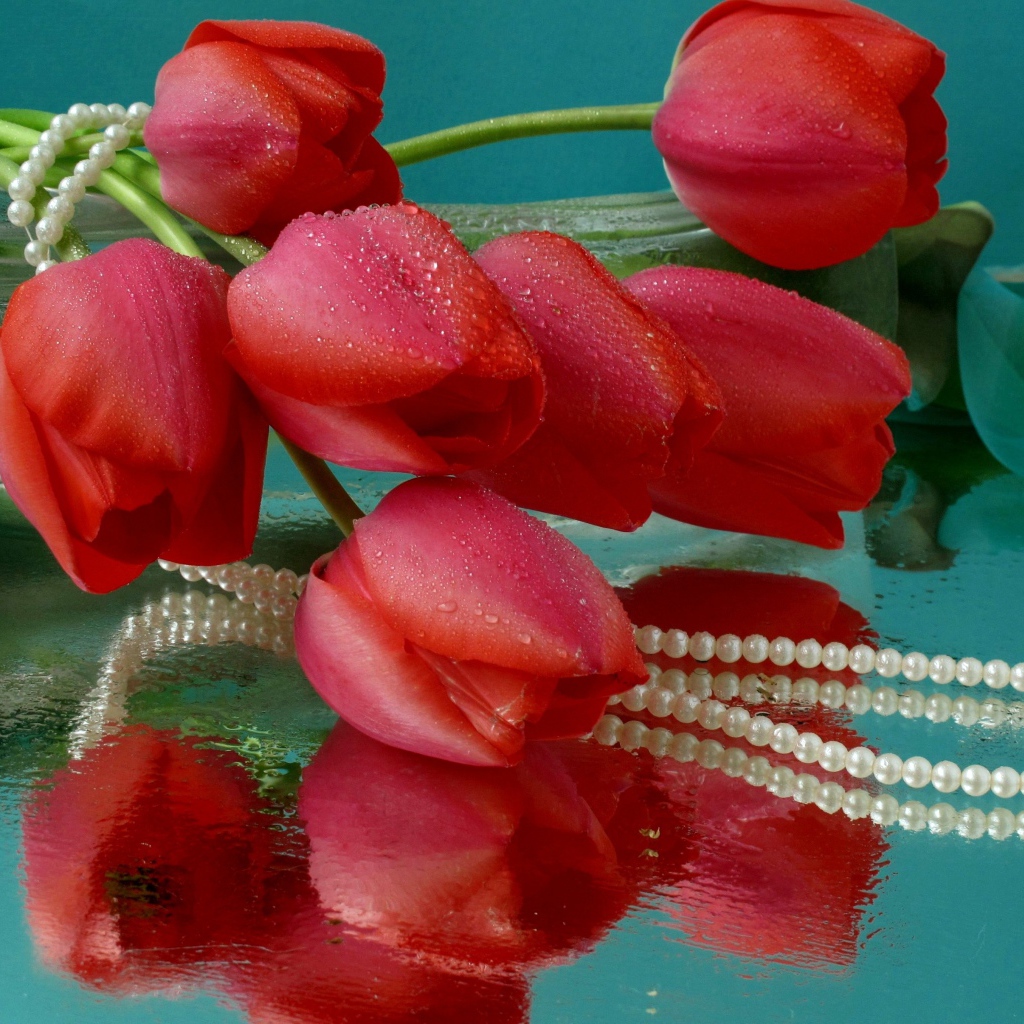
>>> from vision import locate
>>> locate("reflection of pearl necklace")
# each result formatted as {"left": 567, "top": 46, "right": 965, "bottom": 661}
{"left": 592, "top": 714, "right": 1024, "bottom": 843}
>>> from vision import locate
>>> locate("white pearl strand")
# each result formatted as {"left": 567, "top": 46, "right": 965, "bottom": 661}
{"left": 5, "top": 101, "right": 151, "bottom": 273}
{"left": 68, "top": 587, "right": 295, "bottom": 758}
{"left": 592, "top": 713, "right": 1024, "bottom": 842}
{"left": 633, "top": 624, "right": 1024, "bottom": 693}
{"left": 615, "top": 666, "right": 1024, "bottom": 800}
{"left": 156, "top": 558, "right": 307, "bottom": 620}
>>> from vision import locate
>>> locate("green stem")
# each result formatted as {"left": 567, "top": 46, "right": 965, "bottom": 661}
{"left": 0, "top": 130, "right": 144, "bottom": 163}
{"left": 384, "top": 102, "right": 660, "bottom": 168}
{"left": 277, "top": 435, "right": 364, "bottom": 537}
{"left": 0, "top": 117, "right": 41, "bottom": 149}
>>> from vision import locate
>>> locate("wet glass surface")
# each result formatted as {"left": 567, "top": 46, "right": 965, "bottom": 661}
{"left": 3, "top": 425, "right": 1023, "bottom": 1023}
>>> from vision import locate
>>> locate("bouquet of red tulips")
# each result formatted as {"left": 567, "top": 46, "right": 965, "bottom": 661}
{"left": 0, "top": 1, "right": 972, "bottom": 765}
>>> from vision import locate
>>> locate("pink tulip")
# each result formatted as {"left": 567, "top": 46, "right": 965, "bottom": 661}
{"left": 470, "top": 231, "right": 722, "bottom": 530}
{"left": 294, "top": 477, "right": 645, "bottom": 766}
{"left": 0, "top": 239, "right": 267, "bottom": 592}
{"left": 625, "top": 266, "right": 911, "bottom": 548}
{"left": 227, "top": 204, "right": 544, "bottom": 476}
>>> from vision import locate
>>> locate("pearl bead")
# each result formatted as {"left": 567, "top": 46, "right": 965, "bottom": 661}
{"left": 35, "top": 259, "right": 57, "bottom": 274}
{"left": 1011, "top": 663, "right": 1024, "bottom": 693}
{"left": 899, "top": 801, "right": 928, "bottom": 831}
{"left": 29, "top": 142, "right": 56, "bottom": 167}
{"left": 49, "top": 113, "right": 75, "bottom": 136}
{"left": 873, "top": 753, "right": 904, "bottom": 786}
{"left": 644, "top": 727, "right": 672, "bottom": 758}
{"left": 870, "top": 794, "right": 899, "bottom": 826}
{"left": 818, "top": 681, "right": 846, "bottom": 709}
{"left": 843, "top": 789, "right": 872, "bottom": 820}
{"left": 990, "top": 766, "right": 1021, "bottom": 799}
{"left": 39, "top": 128, "right": 65, "bottom": 153}
{"left": 984, "top": 659, "right": 1011, "bottom": 689}
{"left": 739, "top": 674, "right": 765, "bottom": 704}
{"left": 792, "top": 677, "right": 819, "bottom": 705}
{"left": 6, "top": 198, "right": 33, "bottom": 226}
{"left": 695, "top": 738, "right": 725, "bottom": 769}
{"left": 619, "top": 719, "right": 647, "bottom": 752}
{"left": 88, "top": 140, "right": 117, "bottom": 168}
{"left": 952, "top": 696, "right": 980, "bottom": 727}
{"left": 768, "top": 765, "right": 797, "bottom": 798}
{"left": 769, "top": 722, "right": 799, "bottom": 755}
{"left": 712, "top": 672, "right": 739, "bottom": 700}
{"left": 107, "top": 103, "right": 129, "bottom": 124}
{"left": 743, "top": 755, "right": 771, "bottom": 787}
{"left": 669, "top": 731, "right": 699, "bottom": 762}
{"left": 235, "top": 577, "right": 259, "bottom": 601}
{"left": 979, "top": 698, "right": 1007, "bottom": 727}
{"left": 931, "top": 760, "right": 962, "bottom": 794}
{"left": 89, "top": 103, "right": 112, "bottom": 125}
{"left": 901, "top": 652, "right": 929, "bottom": 682}
{"left": 274, "top": 567, "right": 300, "bottom": 594}
{"left": 722, "top": 706, "right": 750, "bottom": 738}
{"left": 814, "top": 782, "right": 844, "bottom": 814}
{"left": 126, "top": 101, "right": 151, "bottom": 128}
{"left": 792, "top": 774, "right": 820, "bottom": 804}
{"left": 715, "top": 633, "right": 742, "bottom": 663}
{"left": 688, "top": 670, "right": 712, "bottom": 700}
{"left": 21, "top": 157, "right": 49, "bottom": 185}
{"left": 662, "top": 629, "right": 688, "bottom": 658}
{"left": 636, "top": 624, "right": 663, "bottom": 655}
{"left": 46, "top": 195, "right": 75, "bottom": 223}
{"left": 901, "top": 756, "right": 932, "bottom": 788}
{"left": 58, "top": 175, "right": 87, "bottom": 202}
{"left": 35, "top": 217, "right": 64, "bottom": 244}
{"left": 988, "top": 808, "right": 1017, "bottom": 841}
{"left": 104, "top": 123, "right": 131, "bottom": 149}
{"left": 875, "top": 648, "right": 902, "bottom": 677}
{"left": 768, "top": 675, "right": 791, "bottom": 703}
{"left": 821, "top": 642, "right": 849, "bottom": 672}
{"left": 961, "top": 764, "right": 992, "bottom": 797}
{"left": 744, "top": 715, "right": 774, "bottom": 747}
{"left": 697, "top": 699, "right": 727, "bottom": 730}
{"left": 956, "top": 657, "right": 984, "bottom": 687}
{"left": 958, "top": 807, "right": 988, "bottom": 840}
{"left": 742, "top": 634, "right": 768, "bottom": 663}
{"left": 8, "top": 176, "right": 36, "bottom": 201}
{"left": 927, "top": 803, "right": 959, "bottom": 835}
{"left": 24, "top": 240, "right": 48, "bottom": 267}
{"left": 721, "top": 747, "right": 748, "bottom": 778}
{"left": 929, "top": 654, "right": 957, "bottom": 684}
{"left": 689, "top": 631, "right": 716, "bottom": 661}
{"left": 924, "top": 693, "right": 953, "bottom": 723}
{"left": 898, "top": 690, "right": 925, "bottom": 719}
{"left": 793, "top": 731, "right": 823, "bottom": 765}
{"left": 818, "top": 740, "right": 848, "bottom": 773}
{"left": 620, "top": 685, "right": 648, "bottom": 713}
{"left": 845, "top": 746, "right": 876, "bottom": 779}
{"left": 871, "top": 687, "right": 898, "bottom": 716}
{"left": 74, "top": 159, "right": 104, "bottom": 186}
{"left": 848, "top": 644, "right": 875, "bottom": 674}
{"left": 844, "top": 684, "right": 871, "bottom": 715}
{"left": 768, "top": 637, "right": 796, "bottom": 666}
{"left": 659, "top": 669, "right": 687, "bottom": 694}
{"left": 646, "top": 687, "right": 674, "bottom": 718}
{"left": 795, "top": 638, "right": 822, "bottom": 669}
{"left": 67, "top": 102, "right": 94, "bottom": 128}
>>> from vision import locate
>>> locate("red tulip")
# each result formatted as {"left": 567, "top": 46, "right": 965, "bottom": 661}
{"left": 0, "top": 239, "right": 267, "bottom": 592}
{"left": 625, "top": 266, "right": 911, "bottom": 548}
{"left": 144, "top": 19, "right": 402, "bottom": 245}
{"left": 293, "top": 477, "right": 645, "bottom": 766}
{"left": 653, "top": 0, "right": 947, "bottom": 269}
{"left": 226, "top": 204, "right": 543, "bottom": 476}
{"left": 470, "top": 231, "right": 721, "bottom": 530}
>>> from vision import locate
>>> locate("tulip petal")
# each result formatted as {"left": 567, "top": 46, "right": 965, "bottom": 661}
{"left": 655, "top": 12, "right": 909, "bottom": 270}
{"left": 472, "top": 231, "right": 722, "bottom": 529}
{"left": 295, "top": 547, "right": 517, "bottom": 766}
{"left": 2, "top": 239, "right": 235, "bottom": 475}
{"left": 351, "top": 478, "right": 645, "bottom": 679}
{"left": 227, "top": 204, "right": 534, "bottom": 408}
{"left": 145, "top": 42, "right": 302, "bottom": 236}
{"left": 333, "top": 135, "right": 404, "bottom": 210}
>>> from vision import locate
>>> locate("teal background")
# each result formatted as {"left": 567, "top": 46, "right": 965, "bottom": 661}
{"left": 3, "top": 0, "right": 1022, "bottom": 266}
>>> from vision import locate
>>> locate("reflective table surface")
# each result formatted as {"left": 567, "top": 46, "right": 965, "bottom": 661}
{"left": 3, "top": 425, "right": 1023, "bottom": 1024}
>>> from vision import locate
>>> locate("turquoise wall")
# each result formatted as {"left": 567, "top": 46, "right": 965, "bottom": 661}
{"left": 4, "top": 0, "right": 1021, "bottom": 264}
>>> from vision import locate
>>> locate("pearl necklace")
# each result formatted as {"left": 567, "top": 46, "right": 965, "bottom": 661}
{"left": 5, "top": 101, "right": 150, "bottom": 272}
{"left": 592, "top": 714, "right": 1024, "bottom": 843}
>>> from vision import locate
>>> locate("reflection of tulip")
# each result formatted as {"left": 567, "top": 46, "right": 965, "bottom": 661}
{"left": 145, "top": 19, "right": 402, "bottom": 244}
{"left": 653, "top": 0, "right": 947, "bottom": 269}
{"left": 227, "top": 205, "right": 543, "bottom": 476}
{"left": 294, "top": 477, "right": 645, "bottom": 765}
{"left": 0, "top": 239, "right": 267, "bottom": 592}
{"left": 469, "top": 231, "right": 722, "bottom": 530}
{"left": 626, "top": 267, "right": 911, "bottom": 548}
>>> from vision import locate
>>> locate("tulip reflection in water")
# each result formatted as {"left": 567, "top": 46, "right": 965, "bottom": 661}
{"left": 21, "top": 566, "right": 887, "bottom": 1021}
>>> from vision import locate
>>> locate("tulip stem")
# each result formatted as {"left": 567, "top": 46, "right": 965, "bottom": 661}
{"left": 384, "top": 103, "right": 660, "bottom": 167}
{"left": 278, "top": 435, "right": 364, "bottom": 537}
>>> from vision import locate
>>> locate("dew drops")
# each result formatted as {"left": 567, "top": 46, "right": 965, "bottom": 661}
{"left": 484, "top": 614, "right": 499, "bottom": 624}
{"left": 436, "top": 601, "right": 458, "bottom": 613}
{"left": 518, "top": 633, "right": 533, "bottom": 645}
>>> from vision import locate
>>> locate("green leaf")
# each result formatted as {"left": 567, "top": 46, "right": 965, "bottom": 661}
{"left": 433, "top": 190, "right": 899, "bottom": 338}
{"left": 891, "top": 202, "right": 995, "bottom": 411}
